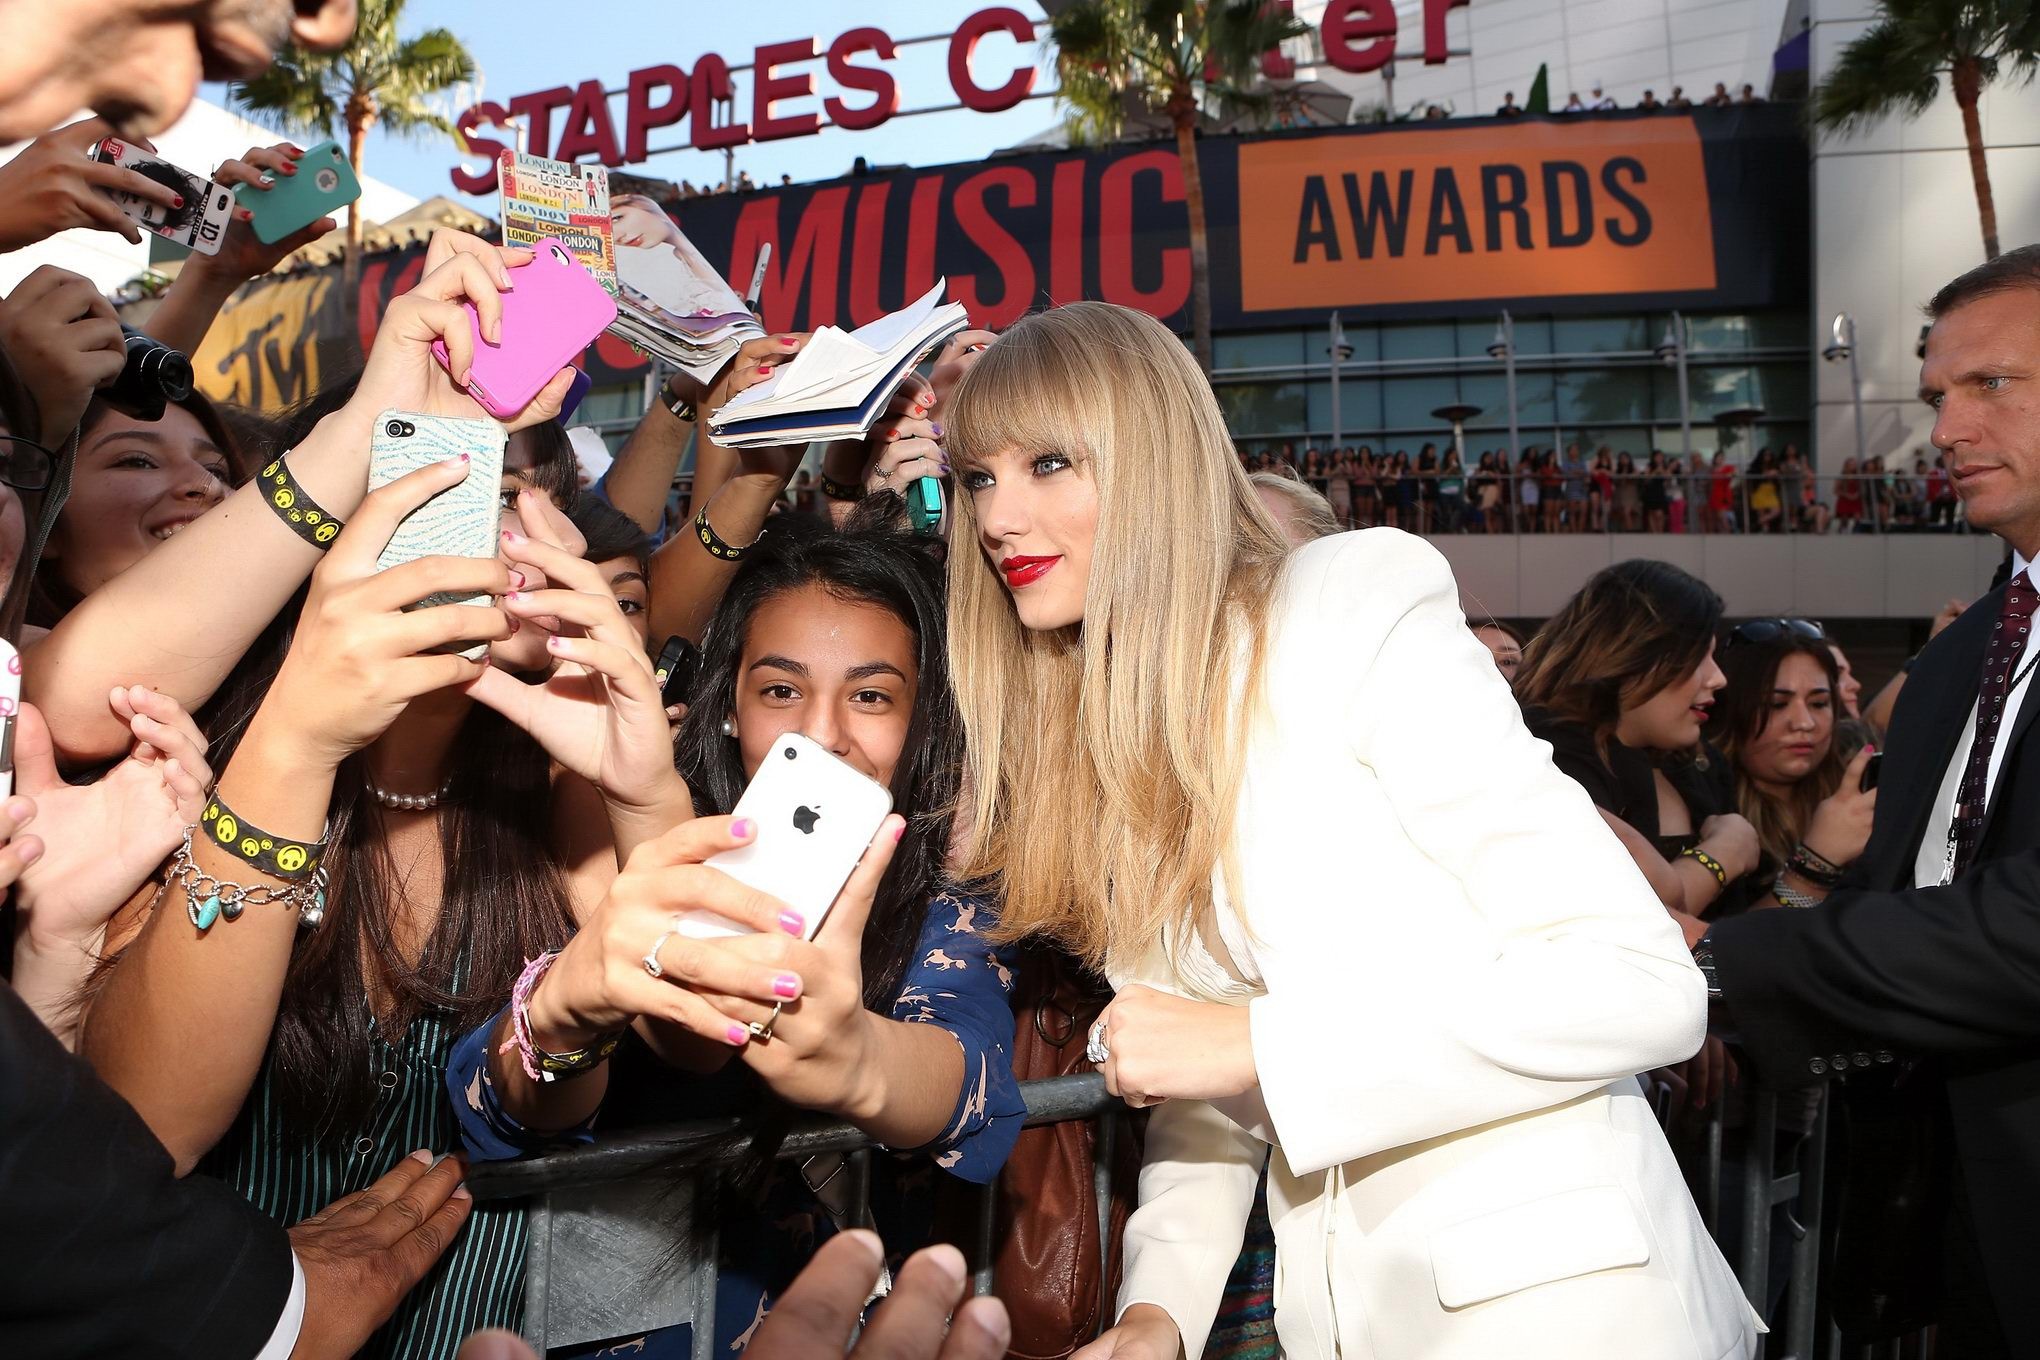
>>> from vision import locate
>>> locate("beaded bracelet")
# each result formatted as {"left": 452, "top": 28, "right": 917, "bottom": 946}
{"left": 818, "top": 472, "right": 863, "bottom": 502}
{"left": 258, "top": 455, "right": 343, "bottom": 549}
{"left": 167, "top": 827, "right": 327, "bottom": 931}
{"left": 1786, "top": 842, "right": 1846, "bottom": 889}
{"left": 499, "top": 951, "right": 622, "bottom": 1083}
{"left": 694, "top": 504, "right": 761, "bottom": 562}
{"left": 200, "top": 795, "right": 328, "bottom": 882}
{"left": 1680, "top": 845, "right": 1728, "bottom": 887}
{"left": 1772, "top": 868, "right": 1821, "bottom": 909}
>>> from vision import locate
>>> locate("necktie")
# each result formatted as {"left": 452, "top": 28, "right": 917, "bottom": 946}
{"left": 1948, "top": 569, "right": 2036, "bottom": 878}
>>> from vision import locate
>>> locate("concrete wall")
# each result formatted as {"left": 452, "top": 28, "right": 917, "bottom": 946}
{"left": 1810, "top": 0, "right": 2040, "bottom": 474}
{"left": 1436, "top": 530, "right": 2004, "bottom": 620}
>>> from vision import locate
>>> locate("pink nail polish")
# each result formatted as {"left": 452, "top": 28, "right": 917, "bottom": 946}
{"left": 778, "top": 910, "right": 805, "bottom": 936}
{"left": 726, "top": 1024, "right": 749, "bottom": 1046}
{"left": 773, "top": 973, "right": 800, "bottom": 999}
{"left": 893, "top": 821, "right": 905, "bottom": 843}
{"left": 731, "top": 817, "right": 754, "bottom": 839}
{"left": 503, "top": 529, "right": 524, "bottom": 544}
{"left": 546, "top": 635, "right": 566, "bottom": 652}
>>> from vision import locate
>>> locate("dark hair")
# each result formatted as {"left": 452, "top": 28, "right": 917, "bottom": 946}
{"left": 570, "top": 495, "right": 652, "bottom": 575}
{"left": 1713, "top": 632, "right": 1846, "bottom": 862}
{"left": 1472, "top": 617, "right": 1526, "bottom": 649}
{"left": 1516, "top": 559, "right": 1724, "bottom": 751}
{"left": 128, "top": 158, "right": 203, "bottom": 233}
{"left": 1929, "top": 244, "right": 2040, "bottom": 319}
{"left": 29, "top": 389, "right": 255, "bottom": 627}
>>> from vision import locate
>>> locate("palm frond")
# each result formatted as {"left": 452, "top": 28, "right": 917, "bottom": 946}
{"left": 1812, "top": 17, "right": 1942, "bottom": 134}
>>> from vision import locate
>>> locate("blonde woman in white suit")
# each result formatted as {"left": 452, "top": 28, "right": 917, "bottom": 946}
{"left": 941, "top": 302, "right": 1763, "bottom": 1360}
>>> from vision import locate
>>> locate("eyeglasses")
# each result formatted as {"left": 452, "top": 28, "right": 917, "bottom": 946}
{"left": 0, "top": 434, "right": 54, "bottom": 492}
{"left": 1728, "top": 618, "right": 1826, "bottom": 646}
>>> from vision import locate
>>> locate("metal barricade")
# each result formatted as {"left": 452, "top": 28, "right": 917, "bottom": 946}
{"left": 466, "top": 1073, "right": 1117, "bottom": 1352}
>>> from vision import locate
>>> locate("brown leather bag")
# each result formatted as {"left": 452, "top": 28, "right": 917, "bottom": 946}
{"left": 946, "top": 943, "right": 1145, "bottom": 1359}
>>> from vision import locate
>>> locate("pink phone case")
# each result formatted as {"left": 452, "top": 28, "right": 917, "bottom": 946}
{"left": 432, "top": 238, "right": 617, "bottom": 420}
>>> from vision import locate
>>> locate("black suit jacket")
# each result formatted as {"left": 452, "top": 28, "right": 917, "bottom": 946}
{"left": 1708, "top": 578, "right": 2040, "bottom": 1344}
{"left": 0, "top": 982, "right": 292, "bottom": 1358}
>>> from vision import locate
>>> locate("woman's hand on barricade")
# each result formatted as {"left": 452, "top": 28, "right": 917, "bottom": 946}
{"left": 526, "top": 817, "right": 809, "bottom": 1052}
{"left": 1094, "top": 984, "right": 1255, "bottom": 1107}
{"left": 745, "top": 1231, "right": 1011, "bottom": 1360}
{"left": 469, "top": 527, "right": 682, "bottom": 824}
{"left": 1072, "top": 1304, "right": 1181, "bottom": 1360}
{"left": 258, "top": 458, "right": 513, "bottom": 770}
{"left": 348, "top": 228, "right": 577, "bottom": 435}
{"left": 715, "top": 816, "right": 904, "bottom": 1117}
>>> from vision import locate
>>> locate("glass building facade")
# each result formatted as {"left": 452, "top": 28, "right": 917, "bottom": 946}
{"left": 1211, "top": 309, "right": 1811, "bottom": 463}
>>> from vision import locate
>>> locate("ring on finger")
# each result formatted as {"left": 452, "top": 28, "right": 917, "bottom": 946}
{"left": 641, "top": 915, "right": 686, "bottom": 979}
{"left": 750, "top": 1000, "right": 784, "bottom": 1042}
{"left": 1085, "top": 1018, "right": 1110, "bottom": 1065}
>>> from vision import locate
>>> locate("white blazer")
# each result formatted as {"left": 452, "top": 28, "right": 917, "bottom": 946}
{"left": 1107, "top": 530, "right": 1763, "bottom": 1360}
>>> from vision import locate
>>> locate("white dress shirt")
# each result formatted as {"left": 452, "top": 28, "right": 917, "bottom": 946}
{"left": 1914, "top": 553, "right": 2038, "bottom": 888}
{"left": 251, "top": 1254, "right": 306, "bottom": 1360}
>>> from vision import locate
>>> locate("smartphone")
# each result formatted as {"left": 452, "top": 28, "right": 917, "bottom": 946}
{"left": 558, "top": 368, "right": 594, "bottom": 423}
{"left": 905, "top": 476, "right": 945, "bottom": 537}
{"left": 682, "top": 732, "right": 894, "bottom": 941}
{"left": 367, "top": 411, "right": 507, "bottom": 657}
{"left": 654, "top": 635, "right": 701, "bottom": 709}
{"left": 1860, "top": 752, "right": 1883, "bottom": 793}
{"left": 0, "top": 640, "right": 20, "bottom": 800}
{"left": 235, "top": 139, "right": 360, "bottom": 245}
{"left": 91, "top": 138, "right": 235, "bottom": 255}
{"left": 432, "top": 237, "right": 618, "bottom": 421}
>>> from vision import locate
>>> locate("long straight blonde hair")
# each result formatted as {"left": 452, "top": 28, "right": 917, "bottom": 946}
{"left": 943, "top": 302, "right": 1291, "bottom": 969}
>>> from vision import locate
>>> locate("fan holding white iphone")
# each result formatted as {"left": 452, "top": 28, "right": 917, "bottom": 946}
{"left": 679, "top": 732, "right": 894, "bottom": 941}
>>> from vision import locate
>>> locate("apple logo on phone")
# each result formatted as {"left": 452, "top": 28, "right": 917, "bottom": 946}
{"left": 792, "top": 805, "right": 821, "bottom": 835}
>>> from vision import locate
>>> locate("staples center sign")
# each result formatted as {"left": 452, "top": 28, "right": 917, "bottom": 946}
{"left": 449, "top": 0, "right": 1471, "bottom": 194}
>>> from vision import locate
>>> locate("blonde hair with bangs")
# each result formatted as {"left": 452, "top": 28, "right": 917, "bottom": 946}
{"left": 944, "top": 302, "right": 1290, "bottom": 971}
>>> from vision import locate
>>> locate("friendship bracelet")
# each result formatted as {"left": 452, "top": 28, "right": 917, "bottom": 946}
{"left": 1680, "top": 845, "right": 1728, "bottom": 887}
{"left": 167, "top": 828, "right": 327, "bottom": 931}
{"left": 257, "top": 455, "right": 343, "bottom": 549}
{"left": 818, "top": 471, "right": 863, "bottom": 502}
{"left": 199, "top": 794, "right": 328, "bottom": 882}
{"left": 1772, "top": 869, "right": 1821, "bottom": 909}
{"left": 694, "top": 504, "right": 761, "bottom": 562}
{"left": 1786, "top": 842, "right": 1846, "bottom": 889}
{"left": 499, "top": 951, "right": 622, "bottom": 1083}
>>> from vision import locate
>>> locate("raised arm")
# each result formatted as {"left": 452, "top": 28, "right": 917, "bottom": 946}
{"left": 26, "top": 231, "right": 571, "bottom": 764}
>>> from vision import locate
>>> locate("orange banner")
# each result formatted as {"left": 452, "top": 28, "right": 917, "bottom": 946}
{"left": 1236, "top": 119, "right": 1717, "bottom": 311}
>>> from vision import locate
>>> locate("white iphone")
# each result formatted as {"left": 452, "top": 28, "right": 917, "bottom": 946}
{"left": 682, "top": 732, "right": 895, "bottom": 941}
{"left": 0, "top": 639, "right": 19, "bottom": 800}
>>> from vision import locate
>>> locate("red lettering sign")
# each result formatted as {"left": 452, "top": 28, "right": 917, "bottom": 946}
{"left": 948, "top": 7, "right": 1036, "bottom": 114}
{"left": 752, "top": 37, "right": 821, "bottom": 142}
{"left": 826, "top": 27, "right": 899, "bottom": 132}
{"left": 624, "top": 66, "right": 687, "bottom": 164}
{"left": 1322, "top": 0, "right": 1396, "bottom": 74}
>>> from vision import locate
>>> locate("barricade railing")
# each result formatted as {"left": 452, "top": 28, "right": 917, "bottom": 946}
{"left": 475, "top": 1069, "right": 1931, "bottom": 1358}
{"left": 466, "top": 1073, "right": 1118, "bottom": 1353}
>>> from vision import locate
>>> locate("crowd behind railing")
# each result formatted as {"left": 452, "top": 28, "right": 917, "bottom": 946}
{"left": 1242, "top": 443, "right": 1971, "bottom": 535}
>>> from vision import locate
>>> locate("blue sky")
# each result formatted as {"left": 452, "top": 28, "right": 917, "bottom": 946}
{"left": 206, "top": 0, "right": 1061, "bottom": 211}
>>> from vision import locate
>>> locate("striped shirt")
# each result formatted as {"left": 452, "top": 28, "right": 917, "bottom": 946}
{"left": 200, "top": 1003, "right": 527, "bottom": 1360}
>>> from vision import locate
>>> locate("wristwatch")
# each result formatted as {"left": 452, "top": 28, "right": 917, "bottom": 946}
{"left": 1691, "top": 931, "right": 1722, "bottom": 1001}
{"left": 661, "top": 378, "right": 697, "bottom": 424}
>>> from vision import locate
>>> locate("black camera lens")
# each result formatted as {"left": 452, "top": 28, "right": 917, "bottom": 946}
{"left": 102, "top": 326, "right": 193, "bottom": 424}
{"left": 386, "top": 420, "right": 405, "bottom": 438}
{"left": 784, "top": 746, "right": 797, "bottom": 760}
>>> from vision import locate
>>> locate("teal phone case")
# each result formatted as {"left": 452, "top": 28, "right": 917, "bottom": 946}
{"left": 234, "top": 140, "right": 360, "bottom": 244}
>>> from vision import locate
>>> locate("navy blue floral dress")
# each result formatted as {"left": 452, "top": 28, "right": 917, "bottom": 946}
{"left": 445, "top": 890, "right": 1022, "bottom": 1358}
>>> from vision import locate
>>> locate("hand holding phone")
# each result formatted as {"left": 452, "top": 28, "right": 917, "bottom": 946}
{"left": 431, "top": 237, "right": 617, "bottom": 420}
{"left": 682, "top": 733, "right": 894, "bottom": 941}
{"left": 367, "top": 411, "right": 507, "bottom": 657}
{"left": 234, "top": 139, "right": 359, "bottom": 245}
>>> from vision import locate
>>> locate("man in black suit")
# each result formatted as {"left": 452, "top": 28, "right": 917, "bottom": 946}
{"left": 1, "top": 979, "right": 473, "bottom": 1357}
{"left": 1697, "top": 245, "right": 2040, "bottom": 1357}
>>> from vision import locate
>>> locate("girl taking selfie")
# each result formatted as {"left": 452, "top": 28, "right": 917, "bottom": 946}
{"left": 941, "top": 302, "right": 1760, "bottom": 1360}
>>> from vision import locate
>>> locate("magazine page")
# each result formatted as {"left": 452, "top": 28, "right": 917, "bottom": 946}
{"left": 499, "top": 149, "right": 616, "bottom": 292}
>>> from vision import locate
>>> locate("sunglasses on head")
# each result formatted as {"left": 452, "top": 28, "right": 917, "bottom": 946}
{"left": 1728, "top": 618, "right": 1826, "bottom": 646}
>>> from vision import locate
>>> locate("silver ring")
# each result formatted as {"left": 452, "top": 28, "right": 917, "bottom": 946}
{"left": 750, "top": 1000, "right": 784, "bottom": 1041}
{"left": 1085, "top": 1018, "right": 1109, "bottom": 1066}
{"left": 641, "top": 916, "right": 685, "bottom": 978}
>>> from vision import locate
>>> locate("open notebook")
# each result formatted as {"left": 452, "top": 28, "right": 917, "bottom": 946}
{"left": 707, "top": 282, "right": 968, "bottom": 449}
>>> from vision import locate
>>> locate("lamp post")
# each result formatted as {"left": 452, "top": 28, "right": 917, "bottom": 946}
{"left": 1487, "top": 311, "right": 1520, "bottom": 533}
{"left": 1328, "top": 311, "right": 1354, "bottom": 450}
{"left": 1655, "top": 311, "right": 1693, "bottom": 466}
{"left": 1432, "top": 403, "right": 1483, "bottom": 466}
{"left": 1823, "top": 311, "right": 1867, "bottom": 469}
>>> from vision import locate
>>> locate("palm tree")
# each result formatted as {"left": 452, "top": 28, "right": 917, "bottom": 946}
{"left": 1813, "top": 0, "right": 2040, "bottom": 260}
{"left": 233, "top": 0, "right": 475, "bottom": 281}
{"left": 1050, "top": 0, "right": 1308, "bottom": 372}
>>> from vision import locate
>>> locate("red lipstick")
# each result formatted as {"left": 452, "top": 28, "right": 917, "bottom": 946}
{"left": 1000, "top": 554, "right": 1060, "bottom": 589}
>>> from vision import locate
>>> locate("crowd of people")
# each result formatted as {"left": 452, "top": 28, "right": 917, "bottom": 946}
{"left": 1492, "top": 79, "right": 1765, "bottom": 118}
{"left": 6, "top": 5, "right": 2040, "bottom": 1360}
{"left": 1240, "top": 442, "right": 1967, "bottom": 535}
